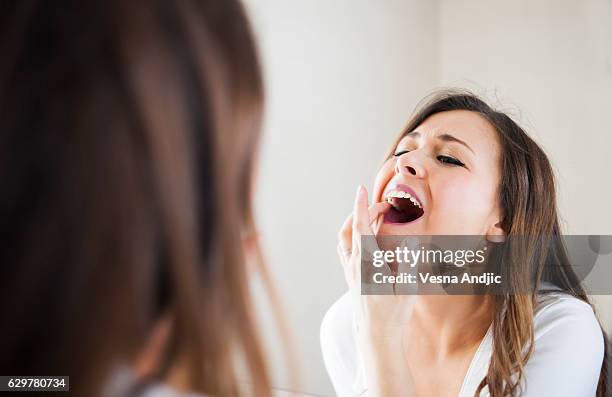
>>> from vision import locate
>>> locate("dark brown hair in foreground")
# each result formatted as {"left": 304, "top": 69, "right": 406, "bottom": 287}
{"left": 0, "top": 1, "right": 283, "bottom": 396}
{"left": 387, "top": 89, "right": 608, "bottom": 397}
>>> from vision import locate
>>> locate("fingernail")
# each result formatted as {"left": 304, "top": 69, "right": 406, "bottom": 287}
{"left": 356, "top": 185, "right": 368, "bottom": 204}
{"left": 356, "top": 185, "right": 366, "bottom": 200}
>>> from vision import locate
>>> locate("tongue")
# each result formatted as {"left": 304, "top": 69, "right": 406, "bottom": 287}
{"left": 383, "top": 197, "right": 424, "bottom": 223}
{"left": 383, "top": 206, "right": 412, "bottom": 223}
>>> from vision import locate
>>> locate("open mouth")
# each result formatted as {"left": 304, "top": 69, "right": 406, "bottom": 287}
{"left": 383, "top": 189, "right": 425, "bottom": 224}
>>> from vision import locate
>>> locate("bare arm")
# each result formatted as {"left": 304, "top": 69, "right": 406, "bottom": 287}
{"left": 337, "top": 185, "right": 416, "bottom": 397}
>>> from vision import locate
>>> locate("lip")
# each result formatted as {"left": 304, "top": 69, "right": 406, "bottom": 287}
{"left": 382, "top": 183, "right": 425, "bottom": 225}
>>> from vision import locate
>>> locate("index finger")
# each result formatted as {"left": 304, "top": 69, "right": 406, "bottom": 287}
{"left": 352, "top": 185, "right": 371, "bottom": 234}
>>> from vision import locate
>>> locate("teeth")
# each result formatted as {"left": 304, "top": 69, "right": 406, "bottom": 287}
{"left": 385, "top": 190, "right": 422, "bottom": 208}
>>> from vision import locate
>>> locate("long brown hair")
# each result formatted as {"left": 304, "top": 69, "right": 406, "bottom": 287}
{"left": 0, "top": 1, "right": 282, "bottom": 396}
{"left": 386, "top": 89, "right": 608, "bottom": 396}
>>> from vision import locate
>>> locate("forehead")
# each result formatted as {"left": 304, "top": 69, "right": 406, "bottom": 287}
{"left": 405, "top": 110, "right": 500, "bottom": 157}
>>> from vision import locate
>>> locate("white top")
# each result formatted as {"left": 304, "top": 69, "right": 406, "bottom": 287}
{"left": 320, "top": 289, "right": 604, "bottom": 397}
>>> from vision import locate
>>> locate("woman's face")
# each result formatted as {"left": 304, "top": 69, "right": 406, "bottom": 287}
{"left": 373, "top": 110, "right": 504, "bottom": 237}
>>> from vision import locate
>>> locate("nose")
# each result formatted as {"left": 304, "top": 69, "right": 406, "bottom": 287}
{"left": 394, "top": 152, "right": 426, "bottom": 178}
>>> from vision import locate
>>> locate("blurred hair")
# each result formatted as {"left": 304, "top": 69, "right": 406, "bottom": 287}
{"left": 0, "top": 1, "right": 287, "bottom": 396}
{"left": 386, "top": 89, "right": 608, "bottom": 397}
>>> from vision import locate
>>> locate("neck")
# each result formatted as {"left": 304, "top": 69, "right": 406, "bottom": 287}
{"left": 410, "top": 295, "right": 493, "bottom": 356}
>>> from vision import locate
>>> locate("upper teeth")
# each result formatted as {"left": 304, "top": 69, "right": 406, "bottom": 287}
{"left": 386, "top": 190, "right": 422, "bottom": 208}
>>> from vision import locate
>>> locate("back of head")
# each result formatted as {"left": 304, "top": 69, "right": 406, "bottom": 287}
{"left": 0, "top": 1, "right": 268, "bottom": 395}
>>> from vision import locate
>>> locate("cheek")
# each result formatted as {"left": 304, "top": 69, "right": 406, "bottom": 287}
{"left": 428, "top": 175, "right": 497, "bottom": 231}
{"left": 372, "top": 159, "right": 395, "bottom": 202}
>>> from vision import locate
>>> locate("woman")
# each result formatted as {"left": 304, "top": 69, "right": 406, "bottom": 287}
{"left": 321, "top": 91, "right": 609, "bottom": 396}
{"left": 0, "top": 1, "right": 292, "bottom": 396}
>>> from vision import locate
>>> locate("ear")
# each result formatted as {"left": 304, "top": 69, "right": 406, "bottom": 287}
{"left": 242, "top": 229, "right": 261, "bottom": 276}
{"left": 134, "top": 315, "right": 172, "bottom": 381}
{"left": 486, "top": 220, "right": 506, "bottom": 243}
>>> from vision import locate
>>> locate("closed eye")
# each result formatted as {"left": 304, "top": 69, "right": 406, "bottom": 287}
{"left": 394, "top": 150, "right": 466, "bottom": 168}
{"left": 437, "top": 155, "right": 465, "bottom": 167}
{"left": 393, "top": 150, "right": 410, "bottom": 157}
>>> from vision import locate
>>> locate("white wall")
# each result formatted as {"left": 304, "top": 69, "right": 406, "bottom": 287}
{"left": 247, "top": 1, "right": 612, "bottom": 395}
{"left": 247, "top": 1, "right": 438, "bottom": 395}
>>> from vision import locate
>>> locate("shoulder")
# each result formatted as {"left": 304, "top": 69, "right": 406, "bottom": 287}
{"left": 522, "top": 292, "right": 605, "bottom": 396}
{"left": 104, "top": 366, "right": 206, "bottom": 397}
{"left": 534, "top": 292, "right": 604, "bottom": 348}
{"left": 138, "top": 384, "right": 204, "bottom": 397}
{"left": 321, "top": 291, "right": 354, "bottom": 342}
{"left": 320, "top": 290, "right": 357, "bottom": 371}
{"left": 320, "top": 291, "right": 365, "bottom": 397}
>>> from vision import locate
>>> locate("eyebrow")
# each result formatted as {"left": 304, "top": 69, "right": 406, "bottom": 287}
{"left": 405, "top": 131, "right": 475, "bottom": 154}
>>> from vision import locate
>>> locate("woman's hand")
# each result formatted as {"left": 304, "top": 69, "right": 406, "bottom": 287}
{"left": 337, "top": 185, "right": 416, "bottom": 396}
